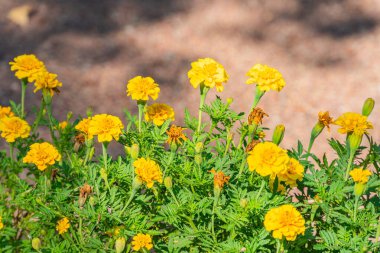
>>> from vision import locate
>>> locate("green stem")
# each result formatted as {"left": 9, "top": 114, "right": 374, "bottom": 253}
{"left": 276, "top": 239, "right": 282, "bottom": 253}
{"left": 20, "top": 79, "right": 27, "bottom": 118}
{"left": 32, "top": 99, "right": 45, "bottom": 134}
{"left": 306, "top": 137, "right": 314, "bottom": 161}
{"left": 9, "top": 143, "right": 14, "bottom": 164}
{"left": 137, "top": 101, "right": 145, "bottom": 133}
{"left": 247, "top": 124, "right": 258, "bottom": 144}
{"left": 78, "top": 216, "right": 84, "bottom": 244}
{"left": 211, "top": 194, "right": 219, "bottom": 242}
{"left": 353, "top": 195, "right": 359, "bottom": 222}
{"left": 251, "top": 87, "right": 265, "bottom": 111}
{"left": 237, "top": 155, "right": 247, "bottom": 178}
{"left": 119, "top": 190, "right": 136, "bottom": 217}
{"left": 197, "top": 86, "right": 209, "bottom": 133}
{"left": 345, "top": 151, "right": 355, "bottom": 180}
{"left": 102, "top": 143, "right": 108, "bottom": 171}
{"left": 375, "top": 218, "right": 380, "bottom": 244}
{"left": 44, "top": 173, "right": 48, "bottom": 197}
{"left": 169, "top": 188, "right": 180, "bottom": 206}
{"left": 255, "top": 180, "right": 265, "bottom": 201}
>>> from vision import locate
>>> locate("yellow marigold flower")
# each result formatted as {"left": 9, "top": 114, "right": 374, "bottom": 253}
{"left": 134, "top": 158, "right": 163, "bottom": 188}
{"left": 209, "top": 169, "right": 230, "bottom": 189}
{"left": 247, "top": 142, "right": 289, "bottom": 177}
{"left": 318, "top": 111, "right": 333, "bottom": 131}
{"left": 145, "top": 103, "right": 175, "bottom": 126}
{"left": 246, "top": 64, "right": 286, "bottom": 92}
{"left": 126, "top": 76, "right": 160, "bottom": 101}
{"left": 264, "top": 204, "right": 306, "bottom": 241}
{"left": 248, "top": 107, "right": 268, "bottom": 125}
{"left": 33, "top": 71, "right": 62, "bottom": 96}
{"left": 58, "top": 121, "right": 67, "bottom": 130}
{"left": 88, "top": 114, "right": 124, "bottom": 142}
{"left": 166, "top": 125, "right": 187, "bottom": 145}
{"left": 0, "top": 216, "right": 4, "bottom": 230}
{"left": 349, "top": 168, "right": 372, "bottom": 184}
{"left": 0, "top": 106, "right": 14, "bottom": 119}
{"left": 132, "top": 233, "right": 153, "bottom": 251}
{"left": 278, "top": 158, "right": 304, "bottom": 187}
{"left": 75, "top": 117, "right": 92, "bottom": 138}
{"left": 9, "top": 54, "right": 45, "bottom": 82}
{"left": 56, "top": 217, "right": 70, "bottom": 235}
{"left": 187, "top": 58, "right": 229, "bottom": 92}
{"left": 23, "top": 142, "right": 61, "bottom": 171}
{"left": 0, "top": 116, "right": 30, "bottom": 143}
{"left": 334, "top": 112, "right": 373, "bottom": 136}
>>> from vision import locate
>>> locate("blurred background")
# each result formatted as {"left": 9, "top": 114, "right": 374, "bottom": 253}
{"left": 0, "top": 0, "right": 379, "bottom": 156}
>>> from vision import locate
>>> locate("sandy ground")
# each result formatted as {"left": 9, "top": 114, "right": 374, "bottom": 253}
{"left": 0, "top": 0, "right": 379, "bottom": 156}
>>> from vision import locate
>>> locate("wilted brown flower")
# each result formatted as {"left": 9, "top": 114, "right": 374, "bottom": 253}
{"left": 79, "top": 183, "right": 92, "bottom": 208}
{"left": 74, "top": 133, "right": 86, "bottom": 152}
{"left": 248, "top": 107, "right": 268, "bottom": 125}
{"left": 318, "top": 111, "right": 333, "bottom": 131}
{"left": 209, "top": 169, "right": 230, "bottom": 190}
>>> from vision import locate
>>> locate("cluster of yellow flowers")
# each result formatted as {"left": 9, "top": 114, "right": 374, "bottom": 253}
{"left": 23, "top": 142, "right": 61, "bottom": 171}
{"left": 133, "top": 158, "right": 163, "bottom": 188}
{"left": 56, "top": 217, "right": 70, "bottom": 235}
{"left": 350, "top": 168, "right": 372, "bottom": 184}
{"left": 247, "top": 142, "right": 304, "bottom": 188}
{"left": 131, "top": 233, "right": 153, "bottom": 251}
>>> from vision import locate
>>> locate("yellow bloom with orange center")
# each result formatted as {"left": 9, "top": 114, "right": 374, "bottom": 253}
{"left": 278, "top": 158, "right": 304, "bottom": 187}
{"left": 9, "top": 54, "right": 46, "bottom": 82}
{"left": 209, "top": 169, "right": 230, "bottom": 189}
{"left": 247, "top": 142, "right": 289, "bottom": 177}
{"left": 334, "top": 112, "right": 373, "bottom": 136}
{"left": 59, "top": 121, "right": 67, "bottom": 130}
{"left": 318, "top": 111, "right": 333, "bottom": 131}
{"left": 264, "top": 204, "right": 306, "bottom": 241}
{"left": 145, "top": 103, "right": 175, "bottom": 126}
{"left": 88, "top": 114, "right": 124, "bottom": 142}
{"left": 0, "top": 106, "right": 14, "bottom": 119}
{"left": 246, "top": 64, "right": 286, "bottom": 92}
{"left": 0, "top": 216, "right": 4, "bottom": 230}
{"left": 126, "top": 76, "right": 160, "bottom": 101}
{"left": 33, "top": 71, "right": 62, "bottom": 96}
{"left": 23, "top": 142, "right": 61, "bottom": 171}
{"left": 187, "top": 58, "right": 229, "bottom": 92}
{"left": 349, "top": 168, "right": 372, "bottom": 184}
{"left": 166, "top": 125, "right": 187, "bottom": 145}
{"left": 132, "top": 233, "right": 153, "bottom": 251}
{"left": 56, "top": 217, "right": 70, "bottom": 235}
{"left": 133, "top": 158, "right": 163, "bottom": 188}
{"left": 0, "top": 116, "right": 30, "bottom": 143}
{"left": 75, "top": 117, "right": 92, "bottom": 138}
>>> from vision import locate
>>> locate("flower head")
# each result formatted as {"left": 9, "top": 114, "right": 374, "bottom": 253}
{"left": 318, "top": 111, "right": 333, "bottom": 131}
{"left": 88, "top": 114, "right": 124, "bottom": 142}
{"left": 56, "top": 217, "right": 70, "bottom": 235}
{"left": 334, "top": 112, "right": 373, "bottom": 136}
{"left": 166, "top": 125, "right": 187, "bottom": 145}
{"left": 349, "top": 168, "right": 372, "bottom": 184}
{"left": 23, "top": 142, "right": 61, "bottom": 171}
{"left": 187, "top": 58, "right": 229, "bottom": 92}
{"left": 0, "top": 216, "right": 4, "bottom": 230}
{"left": 33, "top": 71, "right": 62, "bottom": 96}
{"left": 278, "top": 158, "right": 304, "bottom": 187}
{"left": 132, "top": 233, "right": 153, "bottom": 251}
{"left": 247, "top": 142, "right": 289, "bottom": 177}
{"left": 0, "top": 106, "right": 14, "bottom": 119}
{"left": 264, "top": 204, "right": 306, "bottom": 241}
{"left": 248, "top": 107, "right": 268, "bottom": 125}
{"left": 127, "top": 76, "right": 160, "bottom": 101}
{"left": 9, "top": 54, "right": 45, "bottom": 82}
{"left": 246, "top": 64, "right": 286, "bottom": 92}
{"left": 75, "top": 117, "right": 92, "bottom": 138}
{"left": 0, "top": 116, "right": 30, "bottom": 143}
{"left": 134, "top": 158, "right": 163, "bottom": 188}
{"left": 59, "top": 121, "right": 67, "bottom": 130}
{"left": 209, "top": 169, "right": 230, "bottom": 189}
{"left": 145, "top": 103, "right": 175, "bottom": 126}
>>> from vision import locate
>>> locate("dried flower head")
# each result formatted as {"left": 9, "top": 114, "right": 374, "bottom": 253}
{"left": 247, "top": 142, "right": 289, "bottom": 177}
{"left": 23, "top": 142, "right": 61, "bottom": 171}
{"left": 209, "top": 169, "right": 230, "bottom": 189}
{"left": 145, "top": 103, "right": 175, "bottom": 126}
{"left": 166, "top": 125, "right": 187, "bottom": 145}
{"left": 246, "top": 64, "right": 286, "bottom": 92}
{"left": 88, "top": 114, "right": 124, "bottom": 142}
{"left": 264, "top": 204, "right": 306, "bottom": 241}
{"left": 349, "top": 168, "right": 372, "bottom": 184}
{"left": 334, "top": 112, "right": 373, "bottom": 136}
{"left": 318, "top": 111, "right": 333, "bottom": 131}
{"left": 79, "top": 183, "right": 92, "bottom": 208}
{"left": 56, "top": 217, "right": 70, "bottom": 235}
{"left": 9, "top": 54, "right": 45, "bottom": 82}
{"left": 33, "top": 71, "right": 62, "bottom": 96}
{"left": 0, "top": 106, "right": 14, "bottom": 119}
{"left": 134, "top": 158, "right": 163, "bottom": 188}
{"left": 188, "top": 58, "right": 229, "bottom": 92}
{"left": 0, "top": 116, "right": 30, "bottom": 143}
{"left": 248, "top": 107, "right": 268, "bottom": 125}
{"left": 132, "top": 233, "right": 153, "bottom": 251}
{"left": 127, "top": 76, "right": 160, "bottom": 101}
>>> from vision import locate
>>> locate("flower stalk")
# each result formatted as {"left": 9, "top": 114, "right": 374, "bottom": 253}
{"left": 137, "top": 101, "right": 146, "bottom": 133}
{"left": 20, "top": 78, "right": 28, "bottom": 118}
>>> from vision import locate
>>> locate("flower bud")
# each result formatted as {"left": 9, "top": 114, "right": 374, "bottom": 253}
{"left": 195, "top": 142, "right": 203, "bottom": 153}
{"left": 226, "top": 97, "right": 233, "bottom": 106}
{"left": 310, "top": 122, "right": 324, "bottom": 141}
{"left": 86, "top": 107, "right": 93, "bottom": 117}
{"left": 362, "top": 98, "right": 375, "bottom": 116}
{"left": 89, "top": 196, "right": 96, "bottom": 206}
{"left": 194, "top": 154, "right": 202, "bottom": 165}
{"left": 132, "top": 177, "right": 142, "bottom": 189}
{"left": 348, "top": 133, "right": 362, "bottom": 153}
{"left": 66, "top": 111, "right": 73, "bottom": 121}
{"left": 100, "top": 168, "right": 107, "bottom": 181}
{"left": 32, "top": 238, "right": 41, "bottom": 251}
{"left": 115, "top": 237, "right": 126, "bottom": 253}
{"left": 125, "top": 144, "right": 139, "bottom": 160}
{"left": 240, "top": 198, "right": 248, "bottom": 208}
{"left": 354, "top": 183, "right": 366, "bottom": 196}
{"left": 164, "top": 176, "right": 172, "bottom": 189}
{"left": 272, "top": 124, "right": 285, "bottom": 145}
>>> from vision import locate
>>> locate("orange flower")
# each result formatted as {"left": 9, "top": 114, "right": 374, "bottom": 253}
{"left": 209, "top": 169, "right": 230, "bottom": 190}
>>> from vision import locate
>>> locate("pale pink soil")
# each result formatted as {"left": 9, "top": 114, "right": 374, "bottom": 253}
{"left": 0, "top": 0, "right": 379, "bottom": 156}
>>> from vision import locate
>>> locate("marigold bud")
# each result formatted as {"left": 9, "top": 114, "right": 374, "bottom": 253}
{"left": 115, "top": 237, "right": 126, "bottom": 253}
{"left": 89, "top": 196, "right": 96, "bottom": 206}
{"left": 226, "top": 97, "right": 233, "bottom": 106}
{"left": 195, "top": 154, "right": 202, "bottom": 165}
{"left": 100, "top": 168, "right": 107, "bottom": 181}
{"left": 164, "top": 176, "right": 172, "bottom": 189}
{"left": 195, "top": 142, "right": 203, "bottom": 153}
{"left": 348, "top": 133, "right": 362, "bottom": 152}
{"left": 67, "top": 111, "right": 73, "bottom": 121}
{"left": 362, "top": 98, "right": 375, "bottom": 116}
{"left": 272, "top": 124, "right": 285, "bottom": 145}
{"left": 32, "top": 238, "right": 41, "bottom": 250}
{"left": 354, "top": 183, "right": 366, "bottom": 196}
{"left": 240, "top": 198, "right": 248, "bottom": 208}
{"left": 125, "top": 144, "right": 139, "bottom": 160}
